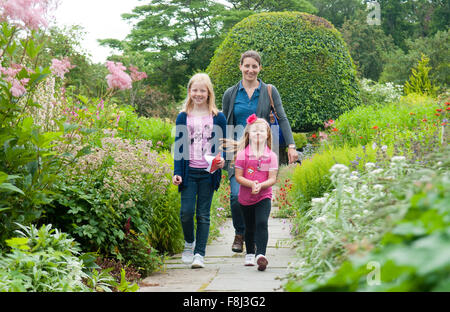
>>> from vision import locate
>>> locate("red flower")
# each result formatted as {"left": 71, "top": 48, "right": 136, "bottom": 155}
{"left": 332, "top": 127, "right": 338, "bottom": 132}
{"left": 409, "top": 112, "right": 415, "bottom": 115}
{"left": 446, "top": 107, "right": 450, "bottom": 111}
{"left": 246, "top": 113, "right": 257, "bottom": 124}
{"left": 359, "top": 136, "right": 363, "bottom": 139}
{"left": 435, "top": 113, "right": 441, "bottom": 116}
{"left": 436, "top": 108, "right": 443, "bottom": 112}
{"left": 445, "top": 102, "right": 450, "bottom": 106}
{"left": 442, "top": 122, "right": 447, "bottom": 126}
{"left": 311, "top": 133, "right": 317, "bottom": 139}
{"left": 372, "top": 125, "right": 378, "bottom": 129}
{"left": 422, "top": 119, "right": 427, "bottom": 122}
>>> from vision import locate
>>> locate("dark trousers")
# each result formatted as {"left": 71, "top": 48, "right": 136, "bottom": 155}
{"left": 240, "top": 198, "right": 271, "bottom": 256}
{"left": 180, "top": 167, "right": 214, "bottom": 257}
{"left": 229, "top": 174, "right": 245, "bottom": 236}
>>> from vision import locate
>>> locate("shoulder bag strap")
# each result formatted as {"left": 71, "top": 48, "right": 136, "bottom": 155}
{"left": 267, "top": 84, "right": 279, "bottom": 120}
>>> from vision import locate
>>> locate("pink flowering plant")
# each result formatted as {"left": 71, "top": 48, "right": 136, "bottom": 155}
{"left": 50, "top": 133, "right": 177, "bottom": 258}
{"left": 0, "top": 2, "right": 89, "bottom": 244}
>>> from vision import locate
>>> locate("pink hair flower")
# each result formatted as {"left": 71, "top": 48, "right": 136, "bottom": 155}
{"left": 246, "top": 113, "right": 257, "bottom": 125}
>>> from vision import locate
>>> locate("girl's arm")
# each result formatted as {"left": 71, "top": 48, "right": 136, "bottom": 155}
{"left": 259, "top": 170, "right": 277, "bottom": 190}
{"left": 235, "top": 168, "right": 257, "bottom": 188}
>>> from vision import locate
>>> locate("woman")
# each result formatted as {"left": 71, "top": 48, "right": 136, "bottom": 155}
{"left": 222, "top": 50, "right": 297, "bottom": 253}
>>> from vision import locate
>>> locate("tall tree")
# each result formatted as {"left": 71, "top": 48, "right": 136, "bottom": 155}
{"left": 309, "top": 0, "right": 365, "bottom": 28}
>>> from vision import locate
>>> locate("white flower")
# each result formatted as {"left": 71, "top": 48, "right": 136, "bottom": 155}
{"left": 312, "top": 197, "right": 326, "bottom": 204}
{"left": 344, "top": 186, "right": 354, "bottom": 193}
{"left": 314, "top": 216, "right": 327, "bottom": 223}
{"left": 381, "top": 145, "right": 388, "bottom": 151}
{"left": 372, "top": 142, "right": 377, "bottom": 150}
{"left": 391, "top": 156, "right": 406, "bottom": 163}
{"left": 360, "top": 185, "right": 369, "bottom": 193}
{"left": 363, "top": 209, "right": 370, "bottom": 215}
{"left": 370, "top": 169, "right": 384, "bottom": 175}
{"left": 365, "top": 162, "right": 376, "bottom": 171}
{"left": 373, "top": 184, "right": 384, "bottom": 191}
{"left": 330, "top": 164, "right": 349, "bottom": 174}
{"left": 350, "top": 175, "right": 359, "bottom": 181}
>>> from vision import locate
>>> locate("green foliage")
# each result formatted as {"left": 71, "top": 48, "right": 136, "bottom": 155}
{"left": 404, "top": 54, "right": 440, "bottom": 96}
{"left": 358, "top": 78, "right": 403, "bottom": 107}
{"left": 45, "top": 136, "right": 173, "bottom": 259}
{"left": 0, "top": 22, "right": 90, "bottom": 246}
{"left": 292, "top": 132, "right": 308, "bottom": 150}
{"left": 380, "top": 30, "right": 450, "bottom": 89}
{"left": 148, "top": 184, "right": 184, "bottom": 254}
{"left": 207, "top": 12, "right": 361, "bottom": 132}
{"left": 0, "top": 224, "right": 90, "bottom": 292}
{"left": 209, "top": 171, "right": 231, "bottom": 242}
{"left": 340, "top": 11, "right": 397, "bottom": 81}
{"left": 291, "top": 144, "right": 377, "bottom": 211}
{"left": 328, "top": 94, "right": 445, "bottom": 148}
{"left": 286, "top": 147, "right": 450, "bottom": 291}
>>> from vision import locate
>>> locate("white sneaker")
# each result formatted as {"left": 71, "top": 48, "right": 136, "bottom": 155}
{"left": 245, "top": 254, "right": 255, "bottom": 266}
{"left": 181, "top": 241, "right": 195, "bottom": 264}
{"left": 191, "top": 253, "right": 205, "bottom": 269}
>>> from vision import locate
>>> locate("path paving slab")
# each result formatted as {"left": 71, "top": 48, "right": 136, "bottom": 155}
{"left": 138, "top": 217, "right": 296, "bottom": 292}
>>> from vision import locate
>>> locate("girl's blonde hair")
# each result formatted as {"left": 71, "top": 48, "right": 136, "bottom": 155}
{"left": 182, "top": 73, "right": 218, "bottom": 116}
{"left": 221, "top": 118, "right": 272, "bottom": 159}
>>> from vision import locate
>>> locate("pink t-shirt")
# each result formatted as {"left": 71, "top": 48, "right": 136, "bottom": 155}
{"left": 234, "top": 145, "right": 278, "bottom": 206}
{"left": 187, "top": 114, "right": 213, "bottom": 168}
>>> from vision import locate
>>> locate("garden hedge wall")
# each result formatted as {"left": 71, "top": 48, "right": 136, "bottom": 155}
{"left": 207, "top": 12, "right": 362, "bottom": 132}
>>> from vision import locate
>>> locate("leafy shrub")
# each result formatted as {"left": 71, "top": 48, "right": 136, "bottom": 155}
{"left": 293, "top": 132, "right": 308, "bottom": 150}
{"left": 358, "top": 78, "right": 403, "bottom": 107}
{"left": 291, "top": 144, "right": 377, "bottom": 211}
{"left": 327, "top": 94, "right": 446, "bottom": 148}
{"left": 0, "top": 224, "right": 90, "bottom": 292}
{"left": 119, "top": 226, "right": 163, "bottom": 276}
{"left": 207, "top": 11, "right": 361, "bottom": 132}
{"left": 45, "top": 135, "right": 173, "bottom": 259}
{"left": 209, "top": 171, "right": 231, "bottom": 242}
{"left": 0, "top": 21, "right": 89, "bottom": 246}
{"left": 148, "top": 184, "right": 184, "bottom": 254}
{"left": 404, "top": 54, "right": 440, "bottom": 97}
{"left": 286, "top": 146, "right": 450, "bottom": 291}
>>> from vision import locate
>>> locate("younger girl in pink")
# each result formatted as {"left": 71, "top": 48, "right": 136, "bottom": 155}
{"left": 222, "top": 114, "right": 278, "bottom": 271}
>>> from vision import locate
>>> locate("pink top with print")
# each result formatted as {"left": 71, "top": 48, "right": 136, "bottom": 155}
{"left": 234, "top": 145, "right": 278, "bottom": 206}
{"left": 187, "top": 114, "right": 213, "bottom": 168}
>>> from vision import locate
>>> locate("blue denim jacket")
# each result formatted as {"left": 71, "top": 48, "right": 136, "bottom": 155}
{"left": 173, "top": 111, "right": 227, "bottom": 192}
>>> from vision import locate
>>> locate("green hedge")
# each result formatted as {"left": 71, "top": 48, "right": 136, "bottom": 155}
{"left": 207, "top": 12, "right": 361, "bottom": 132}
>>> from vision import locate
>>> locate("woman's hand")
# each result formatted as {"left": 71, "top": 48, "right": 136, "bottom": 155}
{"left": 172, "top": 175, "right": 182, "bottom": 186}
{"left": 288, "top": 147, "right": 299, "bottom": 164}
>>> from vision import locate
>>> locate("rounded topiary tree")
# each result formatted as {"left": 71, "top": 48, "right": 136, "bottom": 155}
{"left": 207, "top": 12, "right": 361, "bottom": 132}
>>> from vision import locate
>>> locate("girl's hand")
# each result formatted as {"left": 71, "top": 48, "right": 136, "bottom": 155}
{"left": 251, "top": 181, "right": 261, "bottom": 194}
{"left": 217, "top": 157, "right": 225, "bottom": 169}
{"left": 172, "top": 175, "right": 182, "bottom": 186}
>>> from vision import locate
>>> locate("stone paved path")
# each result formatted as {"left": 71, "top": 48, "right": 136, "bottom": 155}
{"left": 138, "top": 216, "right": 296, "bottom": 292}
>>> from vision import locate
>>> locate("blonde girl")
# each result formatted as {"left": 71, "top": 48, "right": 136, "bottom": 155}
{"left": 172, "top": 73, "right": 226, "bottom": 269}
{"left": 222, "top": 114, "right": 278, "bottom": 271}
